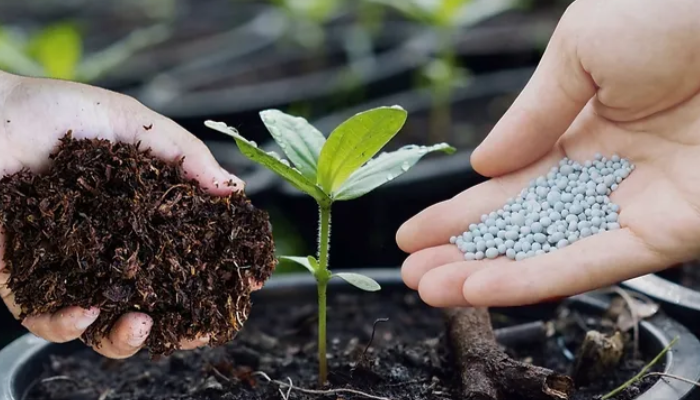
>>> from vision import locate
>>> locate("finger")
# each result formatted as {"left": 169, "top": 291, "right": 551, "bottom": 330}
{"left": 0, "top": 280, "right": 21, "bottom": 319}
{"left": 397, "top": 151, "right": 563, "bottom": 253}
{"left": 418, "top": 262, "right": 488, "bottom": 307}
{"left": 114, "top": 105, "right": 245, "bottom": 197}
{"left": 0, "top": 232, "right": 21, "bottom": 319}
{"left": 458, "top": 228, "right": 667, "bottom": 307}
{"left": 470, "top": 3, "right": 596, "bottom": 178}
{"left": 179, "top": 335, "right": 210, "bottom": 350}
{"left": 401, "top": 245, "right": 464, "bottom": 290}
{"left": 22, "top": 306, "right": 100, "bottom": 343}
{"left": 90, "top": 312, "right": 152, "bottom": 359}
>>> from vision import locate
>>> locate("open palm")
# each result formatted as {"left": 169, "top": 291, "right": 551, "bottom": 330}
{"left": 0, "top": 72, "right": 242, "bottom": 358}
{"left": 397, "top": 0, "right": 700, "bottom": 308}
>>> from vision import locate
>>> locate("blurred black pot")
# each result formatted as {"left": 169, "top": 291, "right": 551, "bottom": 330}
{"left": 0, "top": 1, "right": 284, "bottom": 92}
{"left": 1, "top": 269, "right": 700, "bottom": 400}
{"left": 623, "top": 264, "right": 700, "bottom": 334}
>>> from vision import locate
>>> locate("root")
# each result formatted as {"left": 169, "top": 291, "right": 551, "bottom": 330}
{"left": 21, "top": 376, "right": 79, "bottom": 400}
{"left": 572, "top": 330, "right": 624, "bottom": 387}
{"left": 446, "top": 308, "right": 573, "bottom": 400}
{"left": 252, "top": 371, "right": 393, "bottom": 400}
{"left": 644, "top": 372, "right": 700, "bottom": 388}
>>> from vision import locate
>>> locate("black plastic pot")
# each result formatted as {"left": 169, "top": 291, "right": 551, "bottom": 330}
{"left": 623, "top": 273, "right": 700, "bottom": 334}
{"left": 266, "top": 68, "right": 534, "bottom": 269}
{"left": 0, "top": 1, "right": 283, "bottom": 92}
{"left": 1, "top": 269, "right": 700, "bottom": 400}
{"left": 135, "top": 19, "right": 431, "bottom": 144}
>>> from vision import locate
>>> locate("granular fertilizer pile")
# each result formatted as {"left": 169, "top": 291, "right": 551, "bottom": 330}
{"left": 450, "top": 154, "right": 634, "bottom": 261}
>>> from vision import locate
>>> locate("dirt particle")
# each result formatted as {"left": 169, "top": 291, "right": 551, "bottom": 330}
{"left": 0, "top": 132, "right": 277, "bottom": 356}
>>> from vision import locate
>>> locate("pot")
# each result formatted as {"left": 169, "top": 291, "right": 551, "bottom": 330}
{"left": 1, "top": 269, "right": 699, "bottom": 400}
{"left": 623, "top": 271, "right": 700, "bottom": 334}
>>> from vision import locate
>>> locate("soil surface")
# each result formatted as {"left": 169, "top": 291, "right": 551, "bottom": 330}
{"left": 25, "top": 290, "right": 658, "bottom": 400}
{"left": 0, "top": 134, "right": 276, "bottom": 357}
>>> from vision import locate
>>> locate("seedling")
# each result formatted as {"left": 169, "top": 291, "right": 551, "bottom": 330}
{"left": 0, "top": 21, "right": 170, "bottom": 82}
{"left": 270, "top": 0, "right": 342, "bottom": 50}
{"left": 366, "top": 0, "right": 517, "bottom": 142}
{"left": 206, "top": 106, "right": 455, "bottom": 384}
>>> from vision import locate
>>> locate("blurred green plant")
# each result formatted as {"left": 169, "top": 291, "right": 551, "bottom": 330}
{"left": 0, "top": 21, "right": 171, "bottom": 82}
{"left": 365, "top": 0, "right": 517, "bottom": 143}
{"left": 270, "top": 0, "right": 343, "bottom": 50}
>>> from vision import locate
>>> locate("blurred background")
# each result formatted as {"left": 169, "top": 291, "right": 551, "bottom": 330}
{"left": 0, "top": 0, "right": 572, "bottom": 346}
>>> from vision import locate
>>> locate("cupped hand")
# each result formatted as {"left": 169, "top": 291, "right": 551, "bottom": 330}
{"left": 397, "top": 0, "right": 700, "bottom": 308}
{"left": 0, "top": 71, "right": 244, "bottom": 358}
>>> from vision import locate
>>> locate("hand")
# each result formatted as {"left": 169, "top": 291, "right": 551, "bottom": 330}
{"left": 397, "top": 0, "right": 700, "bottom": 308}
{"left": 0, "top": 71, "right": 244, "bottom": 358}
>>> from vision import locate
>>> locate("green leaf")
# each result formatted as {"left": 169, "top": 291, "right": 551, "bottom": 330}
{"left": 28, "top": 22, "right": 82, "bottom": 80}
{"left": 205, "top": 120, "right": 331, "bottom": 206}
{"left": 437, "top": 0, "right": 470, "bottom": 26}
{"left": 333, "top": 272, "right": 381, "bottom": 292}
{"left": 362, "top": 0, "right": 431, "bottom": 25}
{"left": 279, "top": 256, "right": 317, "bottom": 274}
{"left": 0, "top": 27, "right": 44, "bottom": 76}
{"left": 333, "top": 143, "right": 456, "bottom": 201}
{"left": 317, "top": 106, "right": 407, "bottom": 193}
{"left": 276, "top": 0, "right": 340, "bottom": 22}
{"left": 259, "top": 109, "right": 326, "bottom": 180}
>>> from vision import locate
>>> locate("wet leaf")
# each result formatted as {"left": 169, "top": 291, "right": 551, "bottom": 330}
{"left": 333, "top": 142, "right": 455, "bottom": 200}
{"left": 317, "top": 106, "right": 407, "bottom": 193}
{"left": 279, "top": 256, "right": 317, "bottom": 274}
{"left": 333, "top": 272, "right": 381, "bottom": 292}
{"left": 259, "top": 109, "right": 326, "bottom": 179}
{"left": 205, "top": 120, "right": 330, "bottom": 206}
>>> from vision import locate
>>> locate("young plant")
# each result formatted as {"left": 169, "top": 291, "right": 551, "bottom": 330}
{"left": 206, "top": 106, "right": 455, "bottom": 385}
{"left": 0, "top": 21, "right": 170, "bottom": 82}
{"left": 365, "top": 0, "right": 517, "bottom": 143}
{"left": 270, "top": 0, "right": 342, "bottom": 51}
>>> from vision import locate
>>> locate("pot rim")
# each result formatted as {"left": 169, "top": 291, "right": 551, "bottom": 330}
{"left": 2, "top": 268, "right": 699, "bottom": 400}
{"left": 623, "top": 274, "right": 700, "bottom": 313}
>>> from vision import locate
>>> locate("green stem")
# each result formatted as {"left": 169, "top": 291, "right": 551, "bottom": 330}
{"left": 601, "top": 336, "right": 679, "bottom": 400}
{"left": 316, "top": 204, "right": 332, "bottom": 386}
{"left": 428, "top": 27, "right": 455, "bottom": 144}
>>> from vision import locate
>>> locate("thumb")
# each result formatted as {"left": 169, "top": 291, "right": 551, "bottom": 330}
{"left": 470, "top": 7, "right": 596, "bottom": 178}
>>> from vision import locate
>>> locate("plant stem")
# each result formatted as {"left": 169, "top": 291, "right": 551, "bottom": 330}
{"left": 601, "top": 336, "right": 678, "bottom": 400}
{"left": 317, "top": 277, "right": 328, "bottom": 386}
{"left": 428, "top": 27, "right": 455, "bottom": 144}
{"left": 316, "top": 204, "right": 332, "bottom": 386}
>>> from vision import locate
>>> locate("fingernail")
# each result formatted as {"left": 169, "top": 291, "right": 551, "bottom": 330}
{"left": 199, "top": 335, "right": 210, "bottom": 343}
{"left": 75, "top": 308, "right": 100, "bottom": 330}
{"left": 220, "top": 168, "right": 245, "bottom": 190}
{"left": 128, "top": 322, "right": 151, "bottom": 347}
{"left": 128, "top": 331, "right": 149, "bottom": 347}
